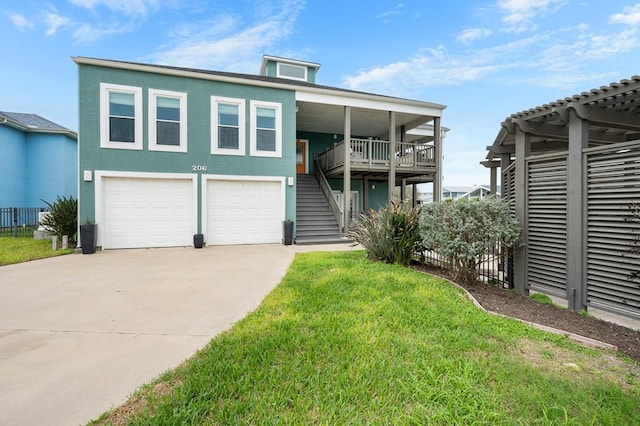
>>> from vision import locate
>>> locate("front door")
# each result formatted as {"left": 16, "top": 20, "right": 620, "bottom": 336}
{"left": 296, "top": 140, "right": 307, "bottom": 174}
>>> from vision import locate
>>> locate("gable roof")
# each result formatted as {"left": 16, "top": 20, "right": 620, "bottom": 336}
{"left": 0, "top": 111, "right": 77, "bottom": 139}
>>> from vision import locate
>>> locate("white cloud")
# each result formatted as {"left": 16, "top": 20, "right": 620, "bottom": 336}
{"left": 610, "top": 3, "right": 640, "bottom": 26}
{"left": 69, "top": 0, "right": 160, "bottom": 16}
{"left": 457, "top": 28, "right": 492, "bottom": 45}
{"left": 377, "top": 3, "right": 404, "bottom": 23}
{"left": 45, "top": 12, "right": 71, "bottom": 37}
{"left": 498, "top": 0, "right": 566, "bottom": 30}
{"left": 73, "top": 21, "right": 135, "bottom": 43}
{"left": 148, "top": 0, "right": 305, "bottom": 72}
{"left": 343, "top": 46, "right": 503, "bottom": 96}
{"left": 6, "top": 12, "right": 34, "bottom": 31}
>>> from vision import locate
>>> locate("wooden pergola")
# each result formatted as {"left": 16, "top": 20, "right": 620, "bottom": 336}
{"left": 484, "top": 76, "right": 640, "bottom": 319}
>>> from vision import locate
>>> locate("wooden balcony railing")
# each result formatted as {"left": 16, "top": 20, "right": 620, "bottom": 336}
{"left": 317, "top": 138, "right": 436, "bottom": 172}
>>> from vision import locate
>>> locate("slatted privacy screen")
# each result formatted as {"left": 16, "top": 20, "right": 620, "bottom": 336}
{"left": 502, "top": 162, "right": 516, "bottom": 218}
{"left": 585, "top": 141, "right": 640, "bottom": 318}
{"left": 526, "top": 154, "right": 568, "bottom": 297}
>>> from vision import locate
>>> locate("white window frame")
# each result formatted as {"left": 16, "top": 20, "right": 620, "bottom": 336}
{"left": 100, "top": 83, "right": 143, "bottom": 150}
{"left": 211, "top": 96, "right": 245, "bottom": 156}
{"left": 277, "top": 62, "right": 307, "bottom": 81}
{"left": 148, "top": 89, "right": 188, "bottom": 153}
{"left": 250, "top": 100, "right": 282, "bottom": 158}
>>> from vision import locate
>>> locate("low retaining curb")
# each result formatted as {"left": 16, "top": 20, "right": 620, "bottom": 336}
{"left": 418, "top": 271, "right": 617, "bottom": 352}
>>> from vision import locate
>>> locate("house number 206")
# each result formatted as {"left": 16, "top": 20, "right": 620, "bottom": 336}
{"left": 192, "top": 165, "right": 207, "bottom": 172}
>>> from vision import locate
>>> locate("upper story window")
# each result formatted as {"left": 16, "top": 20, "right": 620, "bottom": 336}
{"left": 211, "top": 96, "right": 245, "bottom": 156}
{"left": 100, "top": 83, "right": 143, "bottom": 150}
{"left": 250, "top": 100, "right": 282, "bottom": 158}
{"left": 149, "top": 89, "right": 187, "bottom": 152}
{"left": 277, "top": 63, "right": 307, "bottom": 81}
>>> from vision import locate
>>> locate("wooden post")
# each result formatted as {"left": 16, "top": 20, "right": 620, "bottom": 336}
{"left": 514, "top": 127, "right": 530, "bottom": 296}
{"left": 343, "top": 106, "right": 351, "bottom": 233}
{"left": 566, "top": 109, "right": 588, "bottom": 312}
{"left": 433, "top": 117, "right": 442, "bottom": 202}
{"left": 388, "top": 111, "right": 396, "bottom": 204}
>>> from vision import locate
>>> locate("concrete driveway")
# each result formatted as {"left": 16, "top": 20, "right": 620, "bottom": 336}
{"left": 0, "top": 243, "right": 355, "bottom": 426}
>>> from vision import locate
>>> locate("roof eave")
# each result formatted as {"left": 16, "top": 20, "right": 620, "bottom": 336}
{"left": 72, "top": 56, "right": 446, "bottom": 114}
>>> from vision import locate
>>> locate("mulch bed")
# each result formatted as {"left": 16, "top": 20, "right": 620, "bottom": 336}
{"left": 411, "top": 264, "right": 640, "bottom": 363}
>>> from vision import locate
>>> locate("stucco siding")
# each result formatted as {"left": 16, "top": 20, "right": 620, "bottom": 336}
{"left": 78, "top": 64, "right": 297, "bottom": 230}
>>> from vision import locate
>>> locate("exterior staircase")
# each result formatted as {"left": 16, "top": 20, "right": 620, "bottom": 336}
{"left": 295, "top": 174, "right": 347, "bottom": 245}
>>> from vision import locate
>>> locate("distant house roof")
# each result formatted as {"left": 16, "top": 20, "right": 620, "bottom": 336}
{"left": 0, "top": 111, "right": 77, "bottom": 139}
{"left": 443, "top": 186, "right": 476, "bottom": 194}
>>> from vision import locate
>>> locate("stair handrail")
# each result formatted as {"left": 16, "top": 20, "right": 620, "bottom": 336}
{"left": 313, "top": 157, "right": 343, "bottom": 232}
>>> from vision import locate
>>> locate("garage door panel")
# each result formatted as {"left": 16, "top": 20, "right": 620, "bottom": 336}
{"left": 206, "top": 179, "right": 282, "bottom": 245}
{"left": 103, "top": 177, "right": 194, "bottom": 249}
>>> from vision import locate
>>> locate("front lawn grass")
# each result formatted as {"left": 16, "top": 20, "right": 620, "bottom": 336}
{"left": 93, "top": 251, "right": 640, "bottom": 425}
{"left": 0, "top": 236, "right": 74, "bottom": 265}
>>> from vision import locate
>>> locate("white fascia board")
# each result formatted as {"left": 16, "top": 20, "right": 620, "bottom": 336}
{"left": 295, "top": 90, "right": 444, "bottom": 117}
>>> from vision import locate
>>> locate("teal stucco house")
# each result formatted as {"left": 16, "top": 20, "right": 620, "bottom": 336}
{"left": 74, "top": 55, "right": 446, "bottom": 249}
{"left": 0, "top": 111, "right": 77, "bottom": 208}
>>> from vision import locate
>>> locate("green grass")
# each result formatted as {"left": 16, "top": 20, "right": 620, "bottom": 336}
{"left": 0, "top": 236, "right": 74, "bottom": 265}
{"left": 530, "top": 292, "right": 555, "bottom": 306}
{"left": 92, "top": 251, "right": 640, "bottom": 425}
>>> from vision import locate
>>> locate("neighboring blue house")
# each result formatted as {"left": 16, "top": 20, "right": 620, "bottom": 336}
{"left": 73, "top": 55, "right": 446, "bottom": 249}
{"left": 0, "top": 111, "right": 77, "bottom": 208}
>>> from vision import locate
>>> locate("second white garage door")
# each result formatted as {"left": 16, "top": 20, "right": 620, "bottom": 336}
{"left": 102, "top": 177, "right": 195, "bottom": 249}
{"left": 206, "top": 179, "right": 283, "bottom": 245}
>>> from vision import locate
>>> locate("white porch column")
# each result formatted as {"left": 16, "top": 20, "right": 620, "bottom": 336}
{"left": 433, "top": 117, "right": 442, "bottom": 202}
{"left": 343, "top": 106, "right": 351, "bottom": 233}
{"left": 566, "top": 109, "right": 588, "bottom": 312}
{"left": 388, "top": 111, "right": 396, "bottom": 204}
{"left": 363, "top": 175, "right": 369, "bottom": 213}
{"left": 514, "top": 127, "right": 530, "bottom": 296}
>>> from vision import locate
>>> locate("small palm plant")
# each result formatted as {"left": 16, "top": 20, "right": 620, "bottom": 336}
{"left": 348, "top": 201, "right": 424, "bottom": 266}
{"left": 40, "top": 195, "right": 78, "bottom": 246}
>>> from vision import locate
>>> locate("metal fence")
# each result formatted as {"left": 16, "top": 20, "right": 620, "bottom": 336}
{"left": 423, "top": 242, "right": 514, "bottom": 289}
{"left": 0, "top": 207, "right": 48, "bottom": 238}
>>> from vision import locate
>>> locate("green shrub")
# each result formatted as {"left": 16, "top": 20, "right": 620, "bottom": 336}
{"left": 41, "top": 195, "right": 78, "bottom": 246}
{"left": 348, "top": 201, "right": 423, "bottom": 266}
{"left": 419, "top": 197, "right": 520, "bottom": 283}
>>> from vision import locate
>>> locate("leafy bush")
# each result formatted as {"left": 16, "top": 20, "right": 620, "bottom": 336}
{"left": 40, "top": 195, "right": 78, "bottom": 246}
{"left": 348, "top": 201, "right": 423, "bottom": 266}
{"left": 419, "top": 198, "right": 520, "bottom": 283}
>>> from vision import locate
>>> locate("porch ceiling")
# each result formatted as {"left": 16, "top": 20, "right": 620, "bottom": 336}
{"left": 296, "top": 101, "right": 434, "bottom": 142}
{"left": 485, "top": 75, "right": 640, "bottom": 161}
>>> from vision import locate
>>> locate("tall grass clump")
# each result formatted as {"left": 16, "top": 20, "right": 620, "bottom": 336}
{"left": 40, "top": 195, "right": 78, "bottom": 246}
{"left": 349, "top": 201, "right": 423, "bottom": 266}
{"left": 419, "top": 197, "right": 520, "bottom": 282}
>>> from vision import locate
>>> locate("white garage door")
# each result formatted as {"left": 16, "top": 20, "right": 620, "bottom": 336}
{"left": 103, "top": 177, "right": 194, "bottom": 249}
{"left": 207, "top": 180, "right": 283, "bottom": 245}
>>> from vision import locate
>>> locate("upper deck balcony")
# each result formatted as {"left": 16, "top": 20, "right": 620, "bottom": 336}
{"left": 316, "top": 138, "right": 436, "bottom": 180}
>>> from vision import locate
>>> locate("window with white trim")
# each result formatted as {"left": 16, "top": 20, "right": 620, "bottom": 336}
{"left": 100, "top": 83, "right": 143, "bottom": 150}
{"left": 277, "top": 63, "right": 307, "bottom": 81}
{"left": 250, "top": 100, "right": 282, "bottom": 157}
{"left": 149, "top": 89, "right": 187, "bottom": 152}
{"left": 211, "top": 96, "right": 245, "bottom": 156}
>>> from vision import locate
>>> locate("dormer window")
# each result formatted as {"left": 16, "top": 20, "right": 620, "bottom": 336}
{"left": 260, "top": 55, "right": 320, "bottom": 84}
{"left": 277, "top": 63, "right": 307, "bottom": 81}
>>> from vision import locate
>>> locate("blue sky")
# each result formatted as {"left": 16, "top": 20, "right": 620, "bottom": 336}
{"left": 3, "top": 0, "right": 640, "bottom": 186}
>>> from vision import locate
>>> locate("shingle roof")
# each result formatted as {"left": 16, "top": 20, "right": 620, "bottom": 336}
{"left": 0, "top": 111, "right": 72, "bottom": 132}
{"left": 0, "top": 111, "right": 76, "bottom": 140}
